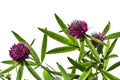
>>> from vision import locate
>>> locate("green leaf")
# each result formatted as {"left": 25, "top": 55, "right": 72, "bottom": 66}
{"left": 29, "top": 47, "right": 40, "bottom": 64}
{"left": 107, "top": 61, "right": 120, "bottom": 71}
{"left": 30, "top": 39, "right": 36, "bottom": 46}
{"left": 57, "top": 63, "right": 71, "bottom": 80}
{"left": 71, "top": 67, "right": 76, "bottom": 74}
{"left": 100, "top": 70, "right": 108, "bottom": 80}
{"left": 108, "top": 54, "right": 118, "bottom": 59}
{"left": 83, "top": 62, "right": 92, "bottom": 69}
{"left": 67, "top": 57, "right": 86, "bottom": 71}
{"left": 12, "top": 31, "right": 28, "bottom": 44}
{"left": 16, "top": 64, "right": 24, "bottom": 80}
{"left": 38, "top": 28, "right": 71, "bottom": 45}
{"left": 86, "top": 53, "right": 96, "bottom": 61}
{"left": 43, "top": 70, "right": 53, "bottom": 80}
{"left": 26, "top": 61, "right": 37, "bottom": 66}
{"left": 85, "top": 37, "right": 101, "bottom": 62}
{"left": 102, "top": 70, "right": 120, "bottom": 80}
{"left": 103, "top": 40, "right": 110, "bottom": 58}
{"left": 78, "top": 39, "right": 85, "bottom": 61}
{"left": 0, "top": 63, "right": 18, "bottom": 74}
{"left": 78, "top": 67, "right": 92, "bottom": 80}
{"left": 41, "top": 32, "right": 47, "bottom": 62}
{"left": 103, "top": 59, "right": 109, "bottom": 70}
{"left": 12, "top": 31, "right": 40, "bottom": 64}
{"left": 54, "top": 14, "right": 68, "bottom": 35}
{"left": 47, "top": 46, "right": 78, "bottom": 54}
{"left": 54, "top": 13, "right": 78, "bottom": 46}
{"left": 25, "top": 61, "right": 42, "bottom": 80}
{"left": 1, "top": 60, "right": 15, "bottom": 65}
{"left": 103, "top": 21, "right": 110, "bottom": 34}
{"left": 105, "top": 38, "right": 117, "bottom": 58}
{"left": 106, "top": 32, "right": 120, "bottom": 39}
{"left": 97, "top": 45, "right": 104, "bottom": 54}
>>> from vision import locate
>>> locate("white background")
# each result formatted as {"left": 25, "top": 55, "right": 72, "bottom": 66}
{"left": 0, "top": 0, "right": 120, "bottom": 80}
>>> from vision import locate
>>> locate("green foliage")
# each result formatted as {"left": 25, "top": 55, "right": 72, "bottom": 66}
{"left": 41, "top": 31, "right": 47, "bottom": 63}
{"left": 107, "top": 61, "right": 120, "bottom": 71}
{"left": 16, "top": 64, "right": 24, "bottom": 80}
{"left": 78, "top": 67, "right": 92, "bottom": 80}
{"left": 106, "top": 32, "right": 120, "bottom": 39}
{"left": 68, "top": 57, "right": 86, "bottom": 71}
{"left": 78, "top": 39, "right": 85, "bottom": 61}
{"left": 103, "top": 21, "right": 110, "bottom": 34}
{"left": 105, "top": 38, "right": 118, "bottom": 58}
{"left": 38, "top": 28, "right": 72, "bottom": 45}
{"left": 85, "top": 37, "right": 101, "bottom": 62}
{"left": 25, "top": 61, "right": 42, "bottom": 80}
{"left": 43, "top": 70, "right": 53, "bottom": 80}
{"left": 57, "top": 63, "right": 71, "bottom": 80}
{"left": 102, "top": 70, "right": 120, "bottom": 80}
{"left": 0, "top": 63, "right": 18, "bottom": 75}
{"left": 0, "top": 14, "right": 120, "bottom": 80}
{"left": 1, "top": 60, "right": 15, "bottom": 65}
{"left": 47, "top": 46, "right": 78, "bottom": 54}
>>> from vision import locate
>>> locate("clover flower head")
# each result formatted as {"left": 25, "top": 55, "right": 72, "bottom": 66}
{"left": 68, "top": 20, "right": 88, "bottom": 38}
{"left": 9, "top": 43, "right": 30, "bottom": 62}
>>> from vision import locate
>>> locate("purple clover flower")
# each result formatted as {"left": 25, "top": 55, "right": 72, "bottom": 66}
{"left": 91, "top": 32, "right": 106, "bottom": 47}
{"left": 9, "top": 43, "right": 30, "bottom": 62}
{"left": 68, "top": 20, "right": 88, "bottom": 39}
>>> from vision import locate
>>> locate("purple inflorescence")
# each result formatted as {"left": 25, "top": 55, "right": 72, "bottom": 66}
{"left": 91, "top": 32, "right": 106, "bottom": 47}
{"left": 9, "top": 43, "right": 30, "bottom": 62}
{"left": 68, "top": 20, "right": 88, "bottom": 38}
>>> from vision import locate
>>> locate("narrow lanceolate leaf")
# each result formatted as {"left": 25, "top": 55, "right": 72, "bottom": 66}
{"left": 43, "top": 70, "right": 53, "bottom": 80}
{"left": 78, "top": 39, "right": 85, "bottom": 61}
{"left": 1, "top": 60, "right": 15, "bottom": 65}
{"left": 54, "top": 13, "right": 78, "bottom": 46}
{"left": 103, "top": 40, "right": 110, "bottom": 58}
{"left": 25, "top": 62, "right": 42, "bottom": 80}
{"left": 38, "top": 28, "right": 71, "bottom": 45}
{"left": 16, "top": 64, "right": 24, "bottom": 80}
{"left": 67, "top": 57, "right": 85, "bottom": 71}
{"left": 0, "top": 63, "right": 18, "bottom": 74}
{"left": 102, "top": 70, "right": 120, "bottom": 80}
{"left": 100, "top": 70, "right": 108, "bottom": 80}
{"left": 57, "top": 63, "right": 71, "bottom": 80}
{"left": 29, "top": 47, "right": 40, "bottom": 64}
{"left": 85, "top": 37, "right": 101, "bottom": 62}
{"left": 103, "top": 59, "right": 109, "bottom": 70}
{"left": 103, "top": 21, "right": 110, "bottom": 34}
{"left": 107, "top": 61, "right": 120, "bottom": 71}
{"left": 26, "top": 61, "right": 37, "bottom": 66}
{"left": 106, "top": 32, "right": 120, "bottom": 39}
{"left": 105, "top": 38, "right": 117, "bottom": 58}
{"left": 47, "top": 46, "right": 78, "bottom": 54}
{"left": 12, "top": 31, "right": 28, "bottom": 44}
{"left": 41, "top": 32, "right": 47, "bottom": 62}
{"left": 30, "top": 39, "right": 36, "bottom": 46}
{"left": 86, "top": 53, "right": 96, "bottom": 62}
{"left": 108, "top": 54, "right": 118, "bottom": 59}
{"left": 12, "top": 31, "right": 40, "bottom": 64}
{"left": 78, "top": 67, "right": 92, "bottom": 80}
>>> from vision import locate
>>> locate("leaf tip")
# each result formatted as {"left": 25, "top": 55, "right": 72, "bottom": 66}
{"left": 54, "top": 13, "right": 57, "bottom": 16}
{"left": 108, "top": 21, "right": 110, "bottom": 25}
